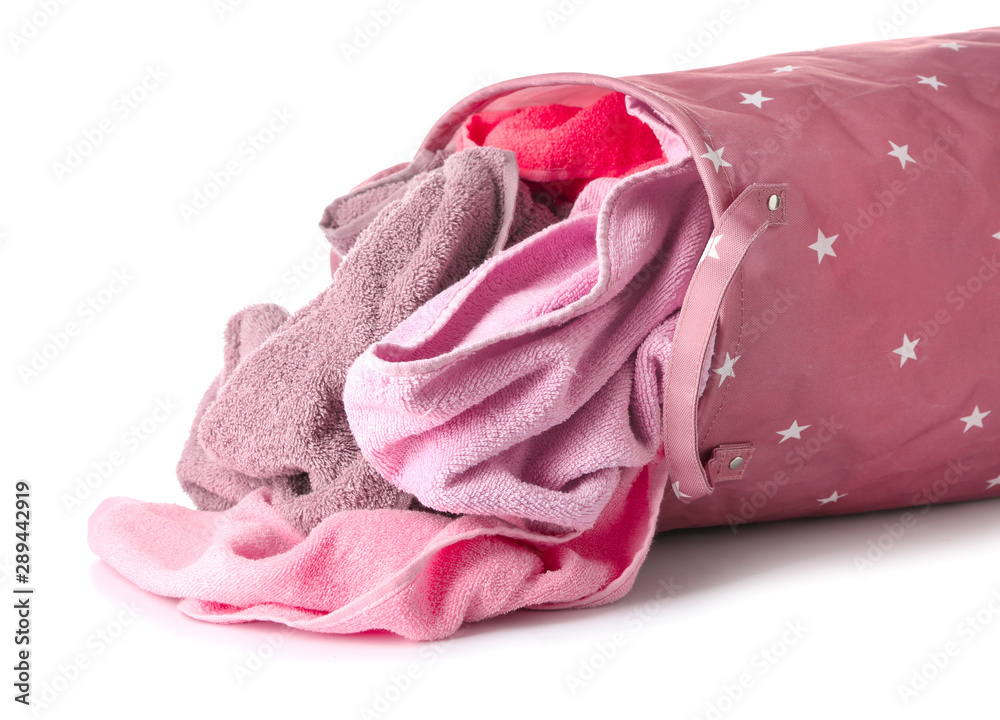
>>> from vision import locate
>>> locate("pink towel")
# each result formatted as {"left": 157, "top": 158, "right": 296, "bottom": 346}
{"left": 457, "top": 91, "right": 666, "bottom": 187}
{"left": 343, "top": 158, "right": 711, "bottom": 532}
{"left": 88, "top": 458, "right": 666, "bottom": 641}
{"left": 87, "top": 162, "right": 697, "bottom": 639}
{"left": 179, "top": 147, "right": 559, "bottom": 533}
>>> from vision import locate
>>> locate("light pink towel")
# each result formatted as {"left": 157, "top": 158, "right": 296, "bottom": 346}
{"left": 87, "top": 163, "right": 699, "bottom": 639}
{"left": 343, "top": 158, "right": 711, "bottom": 532}
{"left": 88, "top": 458, "right": 667, "bottom": 641}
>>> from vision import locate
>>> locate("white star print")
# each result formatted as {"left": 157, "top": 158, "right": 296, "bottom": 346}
{"left": 772, "top": 65, "right": 799, "bottom": 73}
{"left": 939, "top": 42, "right": 966, "bottom": 51}
{"left": 888, "top": 141, "right": 916, "bottom": 168}
{"left": 818, "top": 490, "right": 847, "bottom": 505}
{"left": 987, "top": 475, "right": 1000, "bottom": 489}
{"left": 893, "top": 334, "right": 920, "bottom": 367}
{"left": 917, "top": 75, "right": 947, "bottom": 90}
{"left": 672, "top": 482, "right": 691, "bottom": 500}
{"left": 712, "top": 353, "right": 740, "bottom": 386}
{"left": 739, "top": 90, "right": 773, "bottom": 109}
{"left": 960, "top": 406, "right": 991, "bottom": 432}
{"left": 702, "top": 233, "right": 724, "bottom": 261}
{"left": 700, "top": 142, "right": 732, "bottom": 173}
{"left": 777, "top": 420, "right": 811, "bottom": 443}
{"left": 809, "top": 229, "right": 838, "bottom": 263}
{"left": 993, "top": 231, "right": 1000, "bottom": 240}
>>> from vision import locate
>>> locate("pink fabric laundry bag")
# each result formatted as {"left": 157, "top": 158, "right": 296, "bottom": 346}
{"left": 341, "top": 26, "right": 1000, "bottom": 533}
{"left": 89, "top": 27, "right": 1000, "bottom": 640}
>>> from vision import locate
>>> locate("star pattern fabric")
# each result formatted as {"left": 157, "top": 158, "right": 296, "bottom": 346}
{"left": 960, "top": 406, "right": 991, "bottom": 432}
{"left": 888, "top": 141, "right": 916, "bottom": 168}
{"left": 818, "top": 491, "right": 847, "bottom": 505}
{"left": 700, "top": 143, "right": 732, "bottom": 172}
{"left": 777, "top": 420, "right": 810, "bottom": 443}
{"left": 713, "top": 353, "right": 740, "bottom": 386}
{"left": 739, "top": 91, "right": 773, "bottom": 108}
{"left": 894, "top": 334, "right": 920, "bottom": 366}
{"left": 917, "top": 74, "right": 947, "bottom": 90}
{"left": 809, "top": 229, "right": 838, "bottom": 262}
{"left": 702, "top": 233, "right": 723, "bottom": 260}
{"left": 645, "top": 28, "right": 1000, "bottom": 530}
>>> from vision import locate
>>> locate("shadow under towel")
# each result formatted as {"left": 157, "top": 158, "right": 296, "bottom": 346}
{"left": 178, "top": 146, "right": 559, "bottom": 534}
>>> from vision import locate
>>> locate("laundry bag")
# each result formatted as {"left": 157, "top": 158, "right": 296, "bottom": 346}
{"left": 88, "top": 27, "right": 1000, "bottom": 640}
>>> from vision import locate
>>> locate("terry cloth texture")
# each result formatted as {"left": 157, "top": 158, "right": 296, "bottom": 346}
{"left": 343, "top": 158, "right": 711, "bottom": 532}
{"left": 179, "top": 146, "right": 559, "bottom": 533}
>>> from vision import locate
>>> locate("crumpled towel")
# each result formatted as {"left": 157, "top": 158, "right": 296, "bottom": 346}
{"left": 457, "top": 91, "right": 666, "bottom": 196}
{"left": 343, "top": 158, "right": 711, "bottom": 532}
{"left": 90, "top": 443, "right": 669, "bottom": 641}
{"left": 178, "top": 146, "right": 559, "bottom": 534}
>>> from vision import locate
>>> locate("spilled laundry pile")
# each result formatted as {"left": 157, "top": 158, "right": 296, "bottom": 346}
{"left": 90, "top": 28, "right": 1000, "bottom": 640}
{"left": 89, "top": 90, "right": 709, "bottom": 639}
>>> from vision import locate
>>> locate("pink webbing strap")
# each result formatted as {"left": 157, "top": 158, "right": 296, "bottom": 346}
{"left": 662, "top": 183, "right": 788, "bottom": 502}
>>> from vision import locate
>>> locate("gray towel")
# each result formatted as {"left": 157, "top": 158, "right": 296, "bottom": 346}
{"left": 177, "top": 146, "right": 559, "bottom": 533}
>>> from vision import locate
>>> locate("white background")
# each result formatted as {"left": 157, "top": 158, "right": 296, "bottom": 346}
{"left": 3, "top": 1, "right": 999, "bottom": 718}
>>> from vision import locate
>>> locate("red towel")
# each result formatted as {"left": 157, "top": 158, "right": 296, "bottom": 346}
{"left": 457, "top": 91, "right": 666, "bottom": 202}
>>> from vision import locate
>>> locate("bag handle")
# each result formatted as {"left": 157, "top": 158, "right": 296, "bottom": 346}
{"left": 662, "top": 183, "right": 788, "bottom": 502}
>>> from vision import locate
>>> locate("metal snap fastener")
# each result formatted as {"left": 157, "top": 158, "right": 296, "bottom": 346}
{"left": 767, "top": 194, "right": 781, "bottom": 211}
{"left": 729, "top": 456, "right": 745, "bottom": 470}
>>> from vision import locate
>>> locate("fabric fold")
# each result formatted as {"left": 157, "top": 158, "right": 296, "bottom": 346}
{"left": 456, "top": 90, "right": 666, "bottom": 185}
{"left": 343, "top": 158, "right": 711, "bottom": 531}
{"left": 89, "top": 459, "right": 666, "bottom": 641}
{"left": 180, "top": 146, "right": 560, "bottom": 534}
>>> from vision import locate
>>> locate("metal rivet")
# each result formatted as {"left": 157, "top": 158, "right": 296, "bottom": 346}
{"left": 767, "top": 194, "right": 781, "bottom": 211}
{"left": 729, "top": 456, "right": 745, "bottom": 470}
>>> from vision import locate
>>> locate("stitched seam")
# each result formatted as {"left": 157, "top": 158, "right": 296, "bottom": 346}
{"left": 700, "top": 185, "right": 786, "bottom": 447}
{"left": 701, "top": 262, "right": 746, "bottom": 445}
{"left": 662, "top": 186, "right": 757, "bottom": 494}
{"left": 662, "top": 260, "right": 705, "bottom": 491}
{"left": 643, "top": 88, "right": 737, "bottom": 207}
